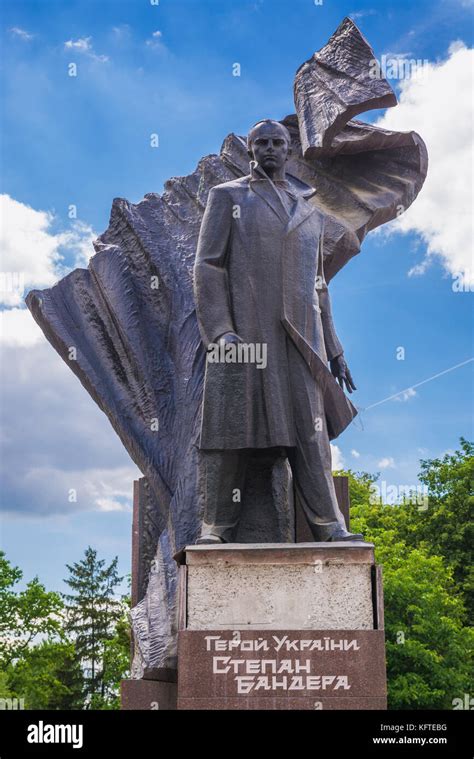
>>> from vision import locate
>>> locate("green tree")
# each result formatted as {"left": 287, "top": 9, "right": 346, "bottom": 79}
{"left": 0, "top": 670, "right": 15, "bottom": 701}
{"left": 90, "top": 604, "right": 131, "bottom": 709}
{"left": 0, "top": 551, "right": 64, "bottom": 668}
{"left": 6, "top": 642, "right": 84, "bottom": 710}
{"left": 63, "top": 547, "right": 125, "bottom": 707}
{"left": 347, "top": 473, "right": 473, "bottom": 709}
{"left": 397, "top": 439, "right": 474, "bottom": 620}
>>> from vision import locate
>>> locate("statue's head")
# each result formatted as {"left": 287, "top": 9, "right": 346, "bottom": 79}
{"left": 247, "top": 120, "right": 291, "bottom": 175}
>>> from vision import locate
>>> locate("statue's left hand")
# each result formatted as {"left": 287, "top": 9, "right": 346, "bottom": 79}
{"left": 330, "top": 355, "right": 357, "bottom": 394}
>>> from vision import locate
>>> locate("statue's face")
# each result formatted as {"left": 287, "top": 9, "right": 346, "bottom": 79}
{"left": 248, "top": 123, "right": 290, "bottom": 174}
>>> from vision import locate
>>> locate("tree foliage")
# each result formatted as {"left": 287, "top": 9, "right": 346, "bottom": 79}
{"left": 62, "top": 547, "right": 126, "bottom": 706}
{"left": 0, "top": 548, "right": 130, "bottom": 710}
{"left": 344, "top": 438, "right": 473, "bottom": 709}
{"left": 404, "top": 439, "right": 473, "bottom": 620}
{"left": 0, "top": 551, "right": 64, "bottom": 668}
{"left": 5, "top": 642, "right": 84, "bottom": 710}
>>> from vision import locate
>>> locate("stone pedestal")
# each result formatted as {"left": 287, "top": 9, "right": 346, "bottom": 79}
{"left": 177, "top": 543, "right": 386, "bottom": 710}
{"left": 121, "top": 673, "right": 177, "bottom": 711}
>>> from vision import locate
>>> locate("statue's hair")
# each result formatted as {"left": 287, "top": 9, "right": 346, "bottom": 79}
{"left": 247, "top": 119, "right": 291, "bottom": 149}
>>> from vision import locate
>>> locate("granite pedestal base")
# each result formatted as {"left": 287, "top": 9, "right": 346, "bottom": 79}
{"left": 177, "top": 543, "right": 386, "bottom": 710}
{"left": 120, "top": 669, "right": 177, "bottom": 710}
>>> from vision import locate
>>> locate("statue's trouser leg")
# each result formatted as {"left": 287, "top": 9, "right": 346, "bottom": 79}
{"left": 199, "top": 449, "right": 249, "bottom": 542}
{"left": 286, "top": 341, "right": 347, "bottom": 541}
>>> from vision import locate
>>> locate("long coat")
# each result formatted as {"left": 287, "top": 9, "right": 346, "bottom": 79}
{"left": 193, "top": 165, "right": 357, "bottom": 449}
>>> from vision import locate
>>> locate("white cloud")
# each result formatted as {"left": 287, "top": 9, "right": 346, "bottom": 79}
{"left": 375, "top": 43, "right": 474, "bottom": 285}
{"left": 0, "top": 194, "right": 96, "bottom": 307}
{"left": 64, "top": 37, "right": 108, "bottom": 62}
{"left": 145, "top": 31, "right": 165, "bottom": 50}
{"left": 64, "top": 37, "right": 92, "bottom": 52}
{"left": 63, "top": 220, "right": 98, "bottom": 268}
{"left": 0, "top": 196, "right": 138, "bottom": 518}
{"left": 96, "top": 497, "right": 130, "bottom": 512}
{"left": 0, "top": 308, "right": 45, "bottom": 347}
{"left": 0, "top": 341, "right": 140, "bottom": 516}
{"left": 112, "top": 25, "right": 131, "bottom": 39}
{"left": 350, "top": 10, "right": 376, "bottom": 20}
{"left": 12, "top": 463, "right": 136, "bottom": 516}
{"left": 378, "top": 456, "right": 396, "bottom": 469}
{"left": 1, "top": 194, "right": 60, "bottom": 304}
{"left": 381, "top": 50, "right": 413, "bottom": 60}
{"left": 351, "top": 449, "right": 361, "bottom": 459}
{"left": 331, "top": 444, "right": 345, "bottom": 470}
{"left": 394, "top": 387, "right": 417, "bottom": 402}
{"left": 9, "top": 27, "right": 33, "bottom": 41}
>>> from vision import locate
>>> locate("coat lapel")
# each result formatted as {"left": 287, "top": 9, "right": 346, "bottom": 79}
{"left": 249, "top": 181, "right": 319, "bottom": 233}
{"left": 284, "top": 192, "right": 318, "bottom": 236}
{"left": 249, "top": 180, "right": 289, "bottom": 225}
{"left": 247, "top": 162, "right": 318, "bottom": 235}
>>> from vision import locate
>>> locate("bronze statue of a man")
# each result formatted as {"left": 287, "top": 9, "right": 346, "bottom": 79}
{"left": 193, "top": 119, "right": 363, "bottom": 544}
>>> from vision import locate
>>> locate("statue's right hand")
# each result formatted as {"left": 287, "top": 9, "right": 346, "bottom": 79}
{"left": 217, "top": 331, "right": 243, "bottom": 345}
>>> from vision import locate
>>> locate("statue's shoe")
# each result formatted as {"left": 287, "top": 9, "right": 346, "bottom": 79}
{"left": 326, "top": 527, "right": 365, "bottom": 542}
{"left": 195, "top": 534, "right": 225, "bottom": 545}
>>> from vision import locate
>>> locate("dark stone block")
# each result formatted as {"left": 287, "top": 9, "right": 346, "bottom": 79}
{"left": 177, "top": 629, "right": 387, "bottom": 710}
{"left": 121, "top": 678, "right": 177, "bottom": 711}
{"left": 177, "top": 697, "right": 387, "bottom": 710}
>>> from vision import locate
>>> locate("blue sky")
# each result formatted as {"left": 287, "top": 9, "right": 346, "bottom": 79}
{"left": 1, "top": 0, "right": 473, "bottom": 593}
